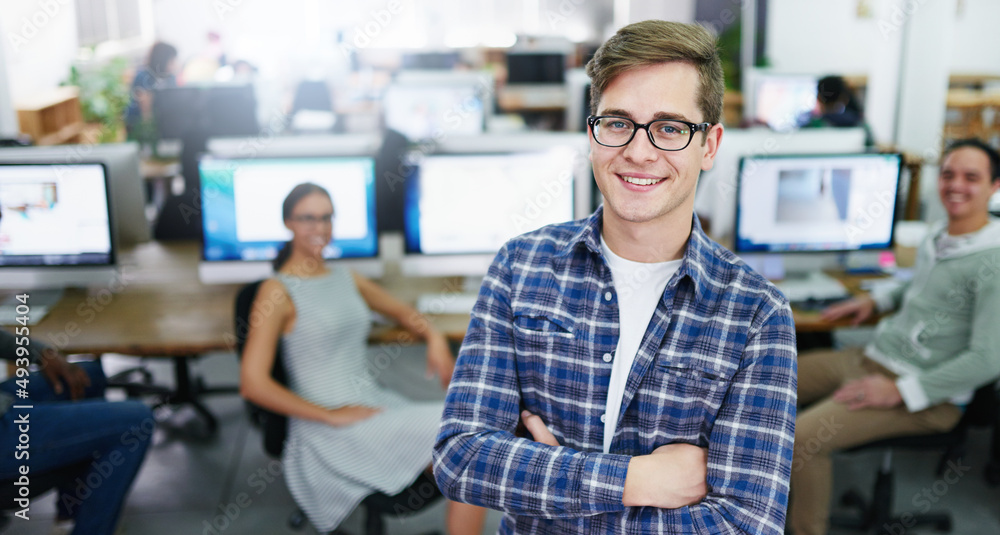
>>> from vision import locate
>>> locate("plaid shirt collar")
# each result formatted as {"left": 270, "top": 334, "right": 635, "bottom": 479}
{"left": 557, "top": 204, "right": 720, "bottom": 299}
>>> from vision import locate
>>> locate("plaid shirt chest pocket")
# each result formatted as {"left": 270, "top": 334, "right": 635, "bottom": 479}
{"left": 510, "top": 308, "right": 589, "bottom": 414}
{"left": 634, "top": 355, "right": 731, "bottom": 444}
{"left": 512, "top": 311, "right": 576, "bottom": 337}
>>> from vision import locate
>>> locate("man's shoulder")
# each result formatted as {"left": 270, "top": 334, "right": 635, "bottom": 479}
{"left": 503, "top": 217, "right": 591, "bottom": 256}
{"left": 693, "top": 234, "right": 790, "bottom": 315}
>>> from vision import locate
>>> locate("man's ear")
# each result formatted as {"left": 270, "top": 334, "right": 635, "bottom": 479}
{"left": 701, "top": 123, "right": 724, "bottom": 172}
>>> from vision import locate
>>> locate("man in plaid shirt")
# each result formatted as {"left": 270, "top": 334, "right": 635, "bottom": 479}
{"left": 433, "top": 20, "right": 797, "bottom": 534}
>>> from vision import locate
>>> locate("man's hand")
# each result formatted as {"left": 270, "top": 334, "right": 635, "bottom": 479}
{"left": 425, "top": 334, "right": 456, "bottom": 389}
{"left": 623, "top": 443, "right": 709, "bottom": 509}
{"left": 521, "top": 410, "right": 560, "bottom": 446}
{"left": 38, "top": 349, "right": 90, "bottom": 400}
{"left": 820, "top": 295, "right": 876, "bottom": 326}
{"left": 832, "top": 374, "right": 903, "bottom": 410}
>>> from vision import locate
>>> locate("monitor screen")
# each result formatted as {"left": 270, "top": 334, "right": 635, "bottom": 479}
{"left": 735, "top": 153, "right": 902, "bottom": 253}
{"left": 506, "top": 53, "right": 566, "bottom": 84}
{"left": 0, "top": 143, "right": 147, "bottom": 247}
{"left": 0, "top": 163, "right": 114, "bottom": 267}
{"left": 752, "top": 74, "right": 817, "bottom": 131}
{"left": 382, "top": 84, "right": 485, "bottom": 141}
{"left": 404, "top": 147, "right": 576, "bottom": 255}
{"left": 199, "top": 156, "right": 378, "bottom": 263}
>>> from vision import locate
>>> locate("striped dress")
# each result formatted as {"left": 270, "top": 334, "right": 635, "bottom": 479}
{"left": 275, "top": 269, "right": 444, "bottom": 532}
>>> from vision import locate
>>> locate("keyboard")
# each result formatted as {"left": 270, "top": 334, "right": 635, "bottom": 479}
{"left": 775, "top": 272, "right": 849, "bottom": 303}
{"left": 415, "top": 293, "right": 479, "bottom": 315}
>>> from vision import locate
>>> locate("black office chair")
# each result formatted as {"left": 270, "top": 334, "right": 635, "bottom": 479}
{"left": 234, "top": 281, "right": 443, "bottom": 535}
{"left": 830, "top": 381, "right": 1000, "bottom": 534}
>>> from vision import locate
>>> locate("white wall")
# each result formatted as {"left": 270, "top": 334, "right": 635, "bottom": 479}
{"left": 765, "top": 0, "right": 877, "bottom": 75}
{"left": 0, "top": 21, "right": 18, "bottom": 136}
{"left": 628, "top": 0, "right": 695, "bottom": 25}
{"left": 0, "top": 2, "right": 79, "bottom": 104}
{"left": 950, "top": 0, "right": 1000, "bottom": 75}
{"left": 767, "top": 0, "right": 1000, "bottom": 77}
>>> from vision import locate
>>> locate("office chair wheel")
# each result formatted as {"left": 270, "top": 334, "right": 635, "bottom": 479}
{"left": 287, "top": 508, "right": 306, "bottom": 530}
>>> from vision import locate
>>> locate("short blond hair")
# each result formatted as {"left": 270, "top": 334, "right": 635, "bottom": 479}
{"left": 585, "top": 20, "right": 724, "bottom": 125}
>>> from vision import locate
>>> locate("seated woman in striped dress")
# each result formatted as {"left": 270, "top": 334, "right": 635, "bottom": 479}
{"left": 240, "top": 182, "right": 486, "bottom": 534}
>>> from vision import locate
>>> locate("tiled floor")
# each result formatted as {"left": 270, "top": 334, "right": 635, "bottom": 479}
{"left": 4, "top": 347, "right": 999, "bottom": 534}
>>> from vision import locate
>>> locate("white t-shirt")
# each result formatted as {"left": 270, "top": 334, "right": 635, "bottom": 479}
{"left": 600, "top": 236, "right": 682, "bottom": 453}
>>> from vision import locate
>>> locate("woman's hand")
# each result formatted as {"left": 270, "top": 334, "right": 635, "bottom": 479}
{"left": 326, "top": 405, "right": 381, "bottom": 426}
{"left": 426, "top": 333, "right": 456, "bottom": 389}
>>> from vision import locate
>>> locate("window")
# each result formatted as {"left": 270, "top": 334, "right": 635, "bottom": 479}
{"left": 76, "top": 0, "right": 145, "bottom": 48}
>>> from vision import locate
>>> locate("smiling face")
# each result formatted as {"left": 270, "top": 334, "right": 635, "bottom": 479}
{"left": 284, "top": 192, "right": 334, "bottom": 258}
{"left": 589, "top": 62, "right": 722, "bottom": 231}
{"left": 938, "top": 146, "right": 1000, "bottom": 229}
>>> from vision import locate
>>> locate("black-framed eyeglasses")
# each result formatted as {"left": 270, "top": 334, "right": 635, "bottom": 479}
{"left": 587, "top": 115, "right": 713, "bottom": 151}
{"left": 289, "top": 213, "right": 334, "bottom": 225}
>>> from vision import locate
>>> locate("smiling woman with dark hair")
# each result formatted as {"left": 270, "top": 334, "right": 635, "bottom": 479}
{"left": 239, "top": 183, "right": 486, "bottom": 534}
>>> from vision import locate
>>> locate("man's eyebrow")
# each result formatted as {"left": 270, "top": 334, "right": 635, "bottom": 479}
{"left": 598, "top": 108, "right": 634, "bottom": 119}
{"left": 597, "top": 108, "right": 697, "bottom": 123}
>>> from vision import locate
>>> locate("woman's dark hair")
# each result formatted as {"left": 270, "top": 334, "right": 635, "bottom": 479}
{"left": 147, "top": 42, "right": 178, "bottom": 79}
{"left": 943, "top": 138, "right": 1000, "bottom": 183}
{"left": 272, "top": 183, "right": 333, "bottom": 271}
{"left": 817, "top": 75, "right": 863, "bottom": 117}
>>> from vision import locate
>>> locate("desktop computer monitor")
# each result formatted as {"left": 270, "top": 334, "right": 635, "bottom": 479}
{"left": 401, "top": 52, "right": 461, "bottom": 70}
{"left": 735, "top": 153, "right": 902, "bottom": 254}
{"left": 0, "top": 143, "right": 147, "bottom": 247}
{"left": 382, "top": 82, "right": 487, "bottom": 142}
{"left": 747, "top": 72, "right": 818, "bottom": 131}
{"left": 198, "top": 156, "right": 381, "bottom": 283}
{"left": 693, "top": 127, "right": 869, "bottom": 243}
{"left": 0, "top": 162, "right": 117, "bottom": 289}
{"left": 506, "top": 53, "right": 566, "bottom": 84}
{"left": 154, "top": 84, "right": 259, "bottom": 140}
{"left": 402, "top": 146, "right": 580, "bottom": 276}
{"left": 206, "top": 134, "right": 382, "bottom": 159}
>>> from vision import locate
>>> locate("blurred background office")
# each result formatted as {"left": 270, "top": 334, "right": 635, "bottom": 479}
{"left": 0, "top": 0, "right": 999, "bottom": 534}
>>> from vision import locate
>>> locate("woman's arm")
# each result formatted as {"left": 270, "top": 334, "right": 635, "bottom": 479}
{"left": 239, "top": 278, "right": 379, "bottom": 426}
{"left": 351, "top": 273, "right": 455, "bottom": 388}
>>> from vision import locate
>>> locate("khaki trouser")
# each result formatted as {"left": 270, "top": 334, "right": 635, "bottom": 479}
{"left": 788, "top": 348, "right": 962, "bottom": 535}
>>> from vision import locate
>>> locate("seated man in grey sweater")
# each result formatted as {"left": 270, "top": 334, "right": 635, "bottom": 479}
{"left": 0, "top": 329, "right": 155, "bottom": 535}
{"left": 789, "top": 138, "right": 1000, "bottom": 535}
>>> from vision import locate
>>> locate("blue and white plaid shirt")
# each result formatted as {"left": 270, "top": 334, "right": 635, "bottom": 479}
{"left": 433, "top": 207, "right": 797, "bottom": 534}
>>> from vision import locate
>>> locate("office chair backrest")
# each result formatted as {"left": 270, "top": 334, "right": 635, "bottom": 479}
{"left": 234, "top": 280, "right": 288, "bottom": 458}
